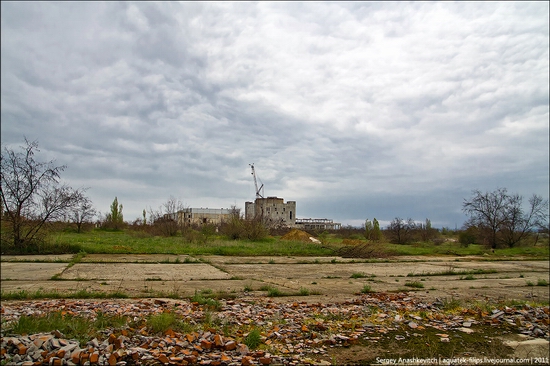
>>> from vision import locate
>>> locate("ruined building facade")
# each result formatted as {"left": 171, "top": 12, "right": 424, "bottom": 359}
{"left": 174, "top": 208, "right": 238, "bottom": 226}
{"left": 245, "top": 197, "right": 296, "bottom": 227}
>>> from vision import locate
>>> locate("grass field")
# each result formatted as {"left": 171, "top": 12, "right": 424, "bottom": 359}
{"left": 34, "top": 229, "right": 549, "bottom": 259}
{"left": 47, "top": 230, "right": 338, "bottom": 256}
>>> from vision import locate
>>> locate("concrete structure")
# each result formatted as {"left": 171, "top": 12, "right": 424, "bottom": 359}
{"left": 245, "top": 197, "right": 296, "bottom": 226}
{"left": 295, "top": 218, "right": 341, "bottom": 231}
{"left": 175, "top": 208, "right": 238, "bottom": 226}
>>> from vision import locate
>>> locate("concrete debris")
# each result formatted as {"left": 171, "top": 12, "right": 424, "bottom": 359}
{"left": 1, "top": 293, "right": 549, "bottom": 365}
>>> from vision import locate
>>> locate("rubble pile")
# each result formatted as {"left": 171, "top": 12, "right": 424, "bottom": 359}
{"left": 280, "top": 230, "right": 315, "bottom": 243}
{"left": 1, "top": 293, "right": 549, "bottom": 365}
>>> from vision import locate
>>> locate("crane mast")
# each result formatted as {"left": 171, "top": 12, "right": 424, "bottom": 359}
{"left": 249, "top": 163, "right": 264, "bottom": 199}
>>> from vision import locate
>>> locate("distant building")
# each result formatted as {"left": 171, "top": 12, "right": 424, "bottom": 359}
{"left": 245, "top": 197, "right": 296, "bottom": 226}
{"left": 174, "top": 208, "right": 238, "bottom": 226}
{"left": 295, "top": 218, "right": 341, "bottom": 230}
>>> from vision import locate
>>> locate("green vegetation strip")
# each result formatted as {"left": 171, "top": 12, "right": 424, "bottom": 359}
{"left": 407, "top": 268, "right": 498, "bottom": 277}
{"left": 3, "top": 229, "right": 547, "bottom": 259}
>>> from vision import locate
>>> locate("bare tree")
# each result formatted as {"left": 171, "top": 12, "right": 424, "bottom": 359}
{"left": 462, "top": 188, "right": 510, "bottom": 249}
{"left": 71, "top": 193, "right": 96, "bottom": 233}
{"left": 499, "top": 194, "right": 548, "bottom": 247}
{"left": 463, "top": 188, "right": 549, "bottom": 248}
{"left": 386, "top": 217, "right": 415, "bottom": 244}
{"left": 148, "top": 196, "right": 185, "bottom": 236}
{"left": 1, "top": 138, "right": 86, "bottom": 251}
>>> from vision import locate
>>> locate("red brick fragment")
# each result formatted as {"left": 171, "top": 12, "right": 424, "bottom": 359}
{"left": 220, "top": 353, "right": 231, "bottom": 362}
{"left": 89, "top": 352, "right": 99, "bottom": 364}
{"left": 200, "top": 339, "right": 212, "bottom": 349}
{"left": 157, "top": 354, "right": 170, "bottom": 364}
{"left": 214, "top": 334, "right": 224, "bottom": 347}
{"left": 242, "top": 356, "right": 254, "bottom": 366}
{"left": 17, "top": 344, "right": 28, "bottom": 355}
{"left": 224, "top": 341, "right": 237, "bottom": 351}
{"left": 71, "top": 350, "right": 81, "bottom": 364}
{"left": 259, "top": 356, "right": 272, "bottom": 365}
{"left": 184, "top": 356, "right": 197, "bottom": 364}
{"left": 165, "top": 329, "right": 176, "bottom": 338}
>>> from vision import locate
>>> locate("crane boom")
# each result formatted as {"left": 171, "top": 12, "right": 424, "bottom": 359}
{"left": 249, "top": 163, "right": 264, "bottom": 199}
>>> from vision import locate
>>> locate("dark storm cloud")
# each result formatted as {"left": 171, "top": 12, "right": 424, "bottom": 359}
{"left": 1, "top": 1, "right": 548, "bottom": 226}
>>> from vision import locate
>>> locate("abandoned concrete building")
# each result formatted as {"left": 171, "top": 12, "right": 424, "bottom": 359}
{"left": 295, "top": 218, "right": 341, "bottom": 230}
{"left": 245, "top": 164, "right": 341, "bottom": 230}
{"left": 245, "top": 197, "right": 296, "bottom": 226}
{"left": 175, "top": 208, "right": 238, "bottom": 226}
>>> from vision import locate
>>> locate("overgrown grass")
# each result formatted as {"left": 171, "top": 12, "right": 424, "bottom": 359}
{"left": 48, "top": 230, "right": 339, "bottom": 256}
{"left": 383, "top": 242, "right": 549, "bottom": 258}
{"left": 407, "top": 268, "right": 498, "bottom": 277}
{"left": 243, "top": 328, "right": 262, "bottom": 349}
{"left": 360, "top": 284, "right": 374, "bottom": 293}
{"left": 350, "top": 272, "right": 375, "bottom": 279}
{"left": 146, "top": 312, "right": 187, "bottom": 334}
{"left": 536, "top": 278, "right": 549, "bottom": 286}
{"left": 404, "top": 281, "right": 424, "bottom": 289}
{"left": 4, "top": 228, "right": 547, "bottom": 259}
{"left": 0, "top": 289, "right": 129, "bottom": 301}
{"left": 4, "top": 311, "right": 128, "bottom": 345}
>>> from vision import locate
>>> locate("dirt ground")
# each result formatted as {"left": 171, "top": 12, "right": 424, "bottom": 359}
{"left": 1, "top": 254, "right": 548, "bottom": 302}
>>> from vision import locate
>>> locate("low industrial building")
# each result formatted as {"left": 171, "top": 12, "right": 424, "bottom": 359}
{"left": 295, "top": 218, "right": 341, "bottom": 230}
{"left": 176, "top": 208, "right": 238, "bottom": 226}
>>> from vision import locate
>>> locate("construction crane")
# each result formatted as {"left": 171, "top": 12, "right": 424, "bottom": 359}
{"left": 249, "top": 163, "right": 264, "bottom": 199}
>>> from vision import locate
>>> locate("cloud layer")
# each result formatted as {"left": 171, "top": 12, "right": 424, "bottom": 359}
{"left": 2, "top": 2, "right": 548, "bottom": 227}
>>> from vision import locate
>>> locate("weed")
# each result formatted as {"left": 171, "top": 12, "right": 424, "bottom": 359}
{"left": 147, "top": 312, "right": 179, "bottom": 334}
{"left": 407, "top": 268, "right": 497, "bottom": 277}
{"left": 244, "top": 328, "right": 262, "bottom": 349}
{"left": 440, "top": 297, "right": 462, "bottom": 312}
{"left": 537, "top": 278, "right": 548, "bottom": 286}
{"left": 361, "top": 285, "right": 374, "bottom": 294}
{"left": 267, "top": 287, "right": 284, "bottom": 297}
{"left": 404, "top": 281, "right": 424, "bottom": 289}
{"left": 298, "top": 287, "right": 310, "bottom": 296}
{"left": 191, "top": 290, "right": 221, "bottom": 310}
{"left": 244, "top": 284, "right": 253, "bottom": 292}
{"left": 526, "top": 281, "right": 534, "bottom": 286}
{"left": 460, "top": 274, "right": 476, "bottom": 280}
{"left": 260, "top": 285, "right": 284, "bottom": 297}
{"left": 350, "top": 273, "right": 369, "bottom": 279}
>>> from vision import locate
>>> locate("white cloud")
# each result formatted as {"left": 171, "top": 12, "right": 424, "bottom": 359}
{"left": 1, "top": 1, "right": 548, "bottom": 226}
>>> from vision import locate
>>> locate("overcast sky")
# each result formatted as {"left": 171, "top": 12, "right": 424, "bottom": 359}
{"left": 1, "top": 2, "right": 548, "bottom": 228}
